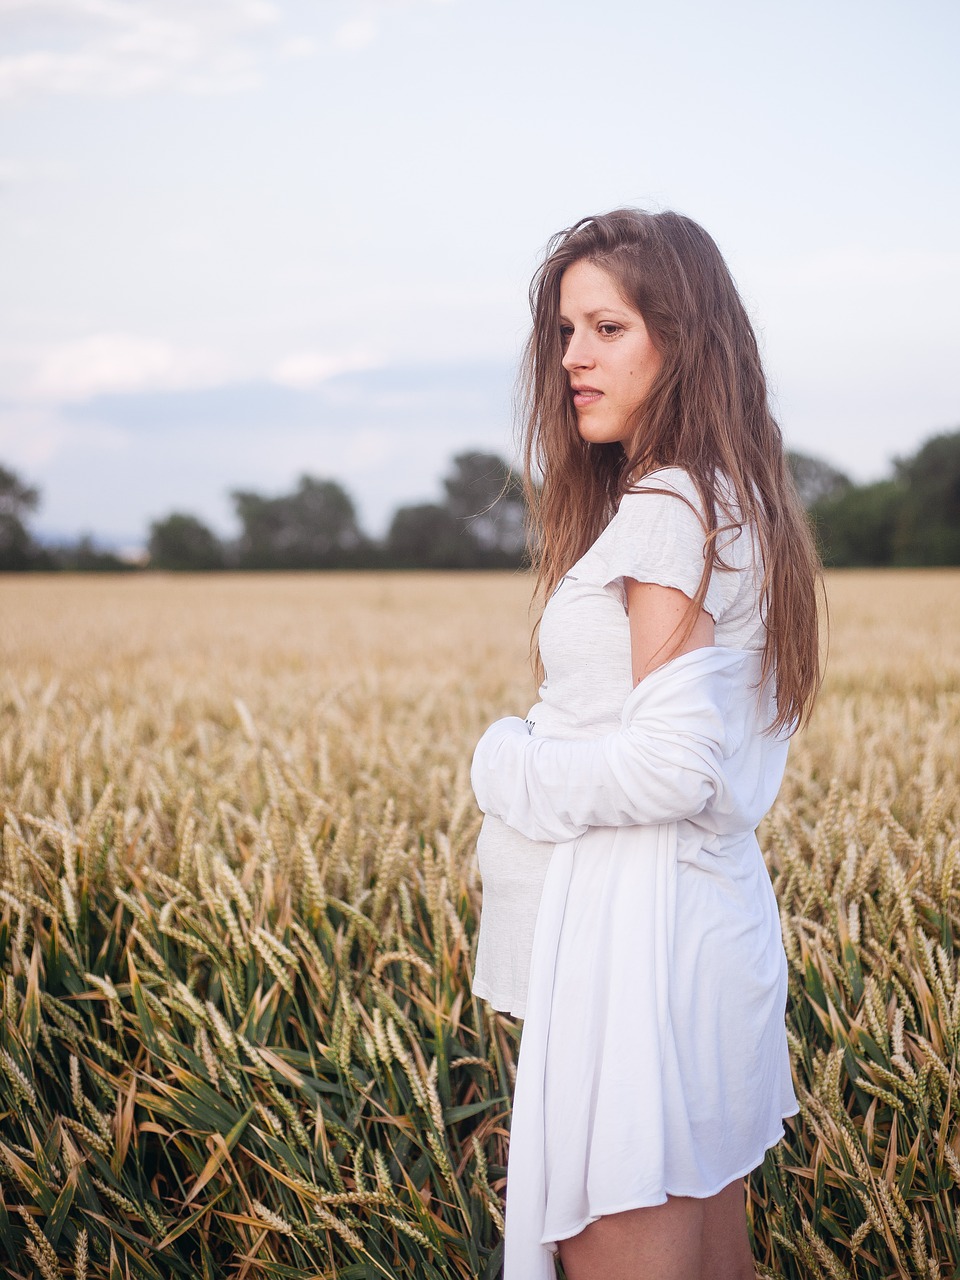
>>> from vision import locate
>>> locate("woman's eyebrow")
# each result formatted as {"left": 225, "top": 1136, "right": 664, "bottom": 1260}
{"left": 559, "top": 307, "right": 632, "bottom": 322}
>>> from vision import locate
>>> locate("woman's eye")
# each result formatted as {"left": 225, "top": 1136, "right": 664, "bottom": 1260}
{"left": 559, "top": 325, "right": 573, "bottom": 347}
{"left": 599, "top": 323, "right": 622, "bottom": 337}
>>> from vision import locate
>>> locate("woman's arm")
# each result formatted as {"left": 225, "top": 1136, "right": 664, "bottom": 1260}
{"left": 625, "top": 579, "right": 714, "bottom": 685}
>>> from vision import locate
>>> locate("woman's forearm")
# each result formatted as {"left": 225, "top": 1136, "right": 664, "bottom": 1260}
{"left": 471, "top": 714, "right": 723, "bottom": 842}
{"left": 470, "top": 652, "right": 744, "bottom": 843}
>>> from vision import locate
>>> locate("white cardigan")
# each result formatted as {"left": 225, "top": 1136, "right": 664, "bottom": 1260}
{"left": 471, "top": 647, "right": 798, "bottom": 1278}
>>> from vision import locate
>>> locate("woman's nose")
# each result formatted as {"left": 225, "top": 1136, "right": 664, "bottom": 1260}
{"left": 561, "top": 332, "right": 593, "bottom": 371}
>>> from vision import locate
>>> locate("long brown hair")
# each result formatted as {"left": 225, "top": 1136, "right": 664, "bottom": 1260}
{"left": 520, "top": 208, "right": 822, "bottom": 732}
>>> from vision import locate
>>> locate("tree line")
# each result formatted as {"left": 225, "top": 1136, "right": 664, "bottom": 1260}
{"left": 0, "top": 451, "right": 528, "bottom": 572}
{"left": 1, "top": 429, "right": 958, "bottom": 571}
{"left": 797, "top": 430, "right": 960, "bottom": 567}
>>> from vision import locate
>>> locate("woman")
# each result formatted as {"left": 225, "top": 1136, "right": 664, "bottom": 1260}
{"left": 470, "top": 209, "right": 820, "bottom": 1280}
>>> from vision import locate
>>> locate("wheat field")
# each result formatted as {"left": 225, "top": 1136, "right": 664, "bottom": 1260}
{"left": 0, "top": 569, "right": 958, "bottom": 1279}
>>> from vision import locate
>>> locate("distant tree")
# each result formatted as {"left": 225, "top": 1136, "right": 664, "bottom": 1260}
{"left": 786, "top": 450, "right": 852, "bottom": 509}
{"left": 0, "top": 463, "right": 40, "bottom": 570}
{"left": 892, "top": 429, "right": 960, "bottom": 565}
{"left": 54, "top": 534, "right": 132, "bottom": 572}
{"left": 442, "top": 451, "right": 526, "bottom": 562}
{"left": 148, "top": 513, "right": 225, "bottom": 571}
{"left": 386, "top": 503, "right": 479, "bottom": 568}
{"left": 811, "top": 480, "right": 903, "bottom": 567}
{"left": 231, "top": 475, "right": 367, "bottom": 569}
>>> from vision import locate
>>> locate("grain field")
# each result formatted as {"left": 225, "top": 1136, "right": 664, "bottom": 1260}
{"left": 0, "top": 569, "right": 957, "bottom": 1279}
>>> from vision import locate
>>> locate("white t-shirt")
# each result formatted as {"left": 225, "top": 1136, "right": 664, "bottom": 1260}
{"left": 473, "top": 466, "right": 765, "bottom": 1016}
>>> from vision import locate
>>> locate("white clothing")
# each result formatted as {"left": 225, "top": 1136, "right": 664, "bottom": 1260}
{"left": 472, "top": 649, "right": 798, "bottom": 1277}
{"left": 473, "top": 467, "right": 764, "bottom": 1017}
{"left": 468, "top": 468, "right": 799, "bottom": 1277}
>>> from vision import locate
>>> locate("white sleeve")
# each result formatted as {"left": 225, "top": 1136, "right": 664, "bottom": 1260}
{"left": 601, "top": 470, "right": 739, "bottom": 621}
{"left": 470, "top": 654, "right": 737, "bottom": 844}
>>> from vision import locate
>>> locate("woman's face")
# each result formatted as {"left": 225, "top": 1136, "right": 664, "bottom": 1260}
{"left": 559, "top": 259, "right": 661, "bottom": 448}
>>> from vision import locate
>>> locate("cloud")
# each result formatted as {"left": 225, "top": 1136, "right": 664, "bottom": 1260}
{"left": 0, "top": 0, "right": 450, "bottom": 98}
{"left": 6, "top": 333, "right": 230, "bottom": 402}
{"left": 0, "top": 402, "right": 127, "bottom": 471}
{"left": 276, "top": 35, "right": 317, "bottom": 60}
{"left": 332, "top": 17, "right": 378, "bottom": 51}
{"left": 0, "top": 0, "right": 283, "bottom": 99}
{"left": 13, "top": 361, "right": 515, "bottom": 542}
{"left": 747, "top": 247, "right": 960, "bottom": 291}
{"left": 62, "top": 362, "right": 514, "bottom": 433}
{"left": 271, "top": 348, "right": 380, "bottom": 390}
{"left": 0, "top": 156, "right": 72, "bottom": 188}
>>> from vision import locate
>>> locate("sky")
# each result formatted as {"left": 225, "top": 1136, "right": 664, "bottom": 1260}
{"left": 1, "top": 0, "right": 958, "bottom": 551}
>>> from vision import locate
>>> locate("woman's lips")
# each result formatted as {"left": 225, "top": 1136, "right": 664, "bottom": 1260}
{"left": 572, "top": 387, "right": 602, "bottom": 409}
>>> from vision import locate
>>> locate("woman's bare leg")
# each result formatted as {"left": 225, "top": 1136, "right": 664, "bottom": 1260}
{"left": 555, "top": 1179, "right": 756, "bottom": 1280}
{"left": 699, "top": 1178, "right": 755, "bottom": 1280}
{"left": 557, "top": 1194, "right": 703, "bottom": 1280}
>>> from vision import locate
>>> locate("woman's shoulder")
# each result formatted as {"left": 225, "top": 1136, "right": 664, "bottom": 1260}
{"left": 614, "top": 467, "right": 708, "bottom": 524}
{"left": 601, "top": 464, "right": 759, "bottom": 600}
{"left": 629, "top": 465, "right": 699, "bottom": 493}
{"left": 597, "top": 467, "right": 714, "bottom": 561}
{"left": 617, "top": 466, "right": 746, "bottom": 526}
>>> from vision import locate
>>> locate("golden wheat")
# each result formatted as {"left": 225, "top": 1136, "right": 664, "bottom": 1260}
{"left": 0, "top": 568, "right": 958, "bottom": 1278}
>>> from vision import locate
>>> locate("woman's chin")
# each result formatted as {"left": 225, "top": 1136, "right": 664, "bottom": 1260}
{"left": 577, "top": 426, "right": 627, "bottom": 448}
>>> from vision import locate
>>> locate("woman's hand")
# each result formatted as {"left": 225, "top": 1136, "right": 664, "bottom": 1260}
{"left": 470, "top": 650, "right": 751, "bottom": 844}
